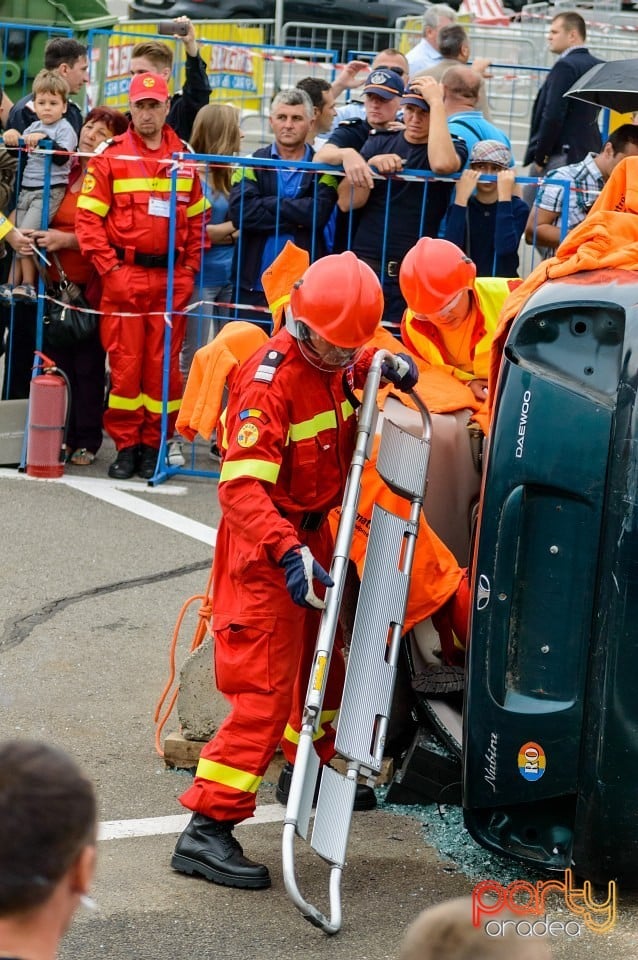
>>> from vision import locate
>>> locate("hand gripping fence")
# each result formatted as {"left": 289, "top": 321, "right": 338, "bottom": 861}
{"left": 281, "top": 349, "right": 433, "bottom": 934}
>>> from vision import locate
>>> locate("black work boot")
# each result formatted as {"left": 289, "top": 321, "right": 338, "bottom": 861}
{"left": 138, "top": 443, "right": 159, "bottom": 480}
{"left": 276, "top": 762, "right": 377, "bottom": 811}
{"left": 171, "top": 813, "right": 271, "bottom": 889}
{"left": 108, "top": 445, "right": 140, "bottom": 479}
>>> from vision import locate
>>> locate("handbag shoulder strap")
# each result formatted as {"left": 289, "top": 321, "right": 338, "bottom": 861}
{"left": 33, "top": 252, "right": 52, "bottom": 289}
{"left": 33, "top": 250, "right": 70, "bottom": 293}
{"left": 50, "top": 252, "right": 68, "bottom": 282}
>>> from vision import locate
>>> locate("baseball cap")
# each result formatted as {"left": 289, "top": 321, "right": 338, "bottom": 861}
{"left": 400, "top": 86, "right": 430, "bottom": 111}
{"left": 363, "top": 69, "right": 404, "bottom": 100}
{"left": 469, "top": 139, "right": 512, "bottom": 168}
{"left": 129, "top": 72, "right": 170, "bottom": 103}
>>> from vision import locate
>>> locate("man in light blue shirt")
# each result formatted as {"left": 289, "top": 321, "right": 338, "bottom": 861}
{"left": 406, "top": 4, "right": 457, "bottom": 78}
{"left": 443, "top": 65, "right": 512, "bottom": 166}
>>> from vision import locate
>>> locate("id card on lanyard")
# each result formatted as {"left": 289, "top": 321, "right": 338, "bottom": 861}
{"left": 148, "top": 197, "right": 170, "bottom": 217}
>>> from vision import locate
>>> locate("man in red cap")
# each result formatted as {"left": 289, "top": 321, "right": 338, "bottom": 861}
{"left": 76, "top": 72, "right": 208, "bottom": 479}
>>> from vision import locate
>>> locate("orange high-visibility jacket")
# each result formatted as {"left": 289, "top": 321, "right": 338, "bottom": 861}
{"left": 176, "top": 322, "right": 269, "bottom": 442}
{"left": 402, "top": 277, "right": 521, "bottom": 382}
{"left": 488, "top": 156, "right": 638, "bottom": 420}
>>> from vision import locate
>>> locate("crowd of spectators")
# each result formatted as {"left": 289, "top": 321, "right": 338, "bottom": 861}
{"left": 0, "top": 9, "right": 625, "bottom": 475}
{"left": 0, "top": 11, "right": 626, "bottom": 950}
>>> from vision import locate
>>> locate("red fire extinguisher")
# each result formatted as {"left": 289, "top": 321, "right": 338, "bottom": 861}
{"left": 26, "top": 352, "right": 71, "bottom": 479}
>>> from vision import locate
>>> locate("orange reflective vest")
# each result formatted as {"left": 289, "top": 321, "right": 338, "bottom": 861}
{"left": 401, "top": 277, "right": 521, "bottom": 382}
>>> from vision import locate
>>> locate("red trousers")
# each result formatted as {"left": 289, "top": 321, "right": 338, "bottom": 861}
{"left": 179, "top": 522, "right": 345, "bottom": 823}
{"left": 100, "top": 264, "right": 188, "bottom": 450}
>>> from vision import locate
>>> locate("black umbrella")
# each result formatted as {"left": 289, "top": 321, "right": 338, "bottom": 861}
{"left": 565, "top": 58, "right": 638, "bottom": 114}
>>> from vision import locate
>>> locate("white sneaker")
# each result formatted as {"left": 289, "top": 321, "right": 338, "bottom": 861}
{"left": 167, "top": 440, "right": 185, "bottom": 467}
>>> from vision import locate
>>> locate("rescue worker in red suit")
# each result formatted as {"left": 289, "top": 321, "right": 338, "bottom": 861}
{"left": 75, "top": 72, "right": 208, "bottom": 480}
{"left": 171, "top": 252, "right": 419, "bottom": 889}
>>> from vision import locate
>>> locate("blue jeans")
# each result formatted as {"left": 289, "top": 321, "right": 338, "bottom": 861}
{"left": 180, "top": 282, "right": 232, "bottom": 378}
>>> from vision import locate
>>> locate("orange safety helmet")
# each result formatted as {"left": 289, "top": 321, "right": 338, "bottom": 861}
{"left": 399, "top": 238, "right": 476, "bottom": 316}
{"left": 290, "top": 251, "right": 383, "bottom": 348}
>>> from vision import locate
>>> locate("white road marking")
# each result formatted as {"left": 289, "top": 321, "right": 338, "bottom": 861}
{"left": 99, "top": 805, "right": 285, "bottom": 841}
{"left": 62, "top": 476, "right": 217, "bottom": 546}
{"left": 0, "top": 468, "right": 217, "bottom": 546}
{"left": 0, "top": 468, "right": 186, "bottom": 494}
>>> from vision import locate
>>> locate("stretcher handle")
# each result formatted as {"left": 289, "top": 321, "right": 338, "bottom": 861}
{"left": 282, "top": 817, "right": 342, "bottom": 933}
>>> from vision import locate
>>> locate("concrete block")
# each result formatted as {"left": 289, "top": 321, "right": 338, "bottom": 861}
{"left": 177, "top": 635, "right": 229, "bottom": 741}
{"left": 0, "top": 399, "right": 27, "bottom": 466}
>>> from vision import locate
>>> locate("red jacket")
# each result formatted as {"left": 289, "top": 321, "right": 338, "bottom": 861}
{"left": 217, "top": 328, "right": 373, "bottom": 570}
{"left": 75, "top": 123, "right": 207, "bottom": 275}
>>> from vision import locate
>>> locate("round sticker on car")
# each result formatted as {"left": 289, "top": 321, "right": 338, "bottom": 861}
{"left": 518, "top": 741, "right": 546, "bottom": 781}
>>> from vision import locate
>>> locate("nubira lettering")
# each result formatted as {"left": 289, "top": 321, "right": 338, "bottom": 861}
{"left": 484, "top": 732, "right": 498, "bottom": 792}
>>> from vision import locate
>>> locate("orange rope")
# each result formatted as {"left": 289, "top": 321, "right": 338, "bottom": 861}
{"left": 153, "top": 559, "right": 215, "bottom": 758}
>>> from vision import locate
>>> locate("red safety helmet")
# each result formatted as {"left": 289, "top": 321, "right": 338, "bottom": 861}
{"left": 399, "top": 238, "right": 476, "bottom": 316}
{"left": 290, "top": 252, "right": 383, "bottom": 348}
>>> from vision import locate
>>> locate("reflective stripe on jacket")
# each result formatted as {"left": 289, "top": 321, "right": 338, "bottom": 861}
{"left": 75, "top": 123, "right": 208, "bottom": 276}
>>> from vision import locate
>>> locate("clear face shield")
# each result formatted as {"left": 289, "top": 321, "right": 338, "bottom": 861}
{"left": 413, "top": 289, "right": 469, "bottom": 329}
{"left": 285, "top": 306, "right": 361, "bottom": 371}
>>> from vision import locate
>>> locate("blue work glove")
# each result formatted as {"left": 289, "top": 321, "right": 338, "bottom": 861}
{"left": 381, "top": 352, "right": 419, "bottom": 392}
{"left": 280, "top": 545, "right": 334, "bottom": 610}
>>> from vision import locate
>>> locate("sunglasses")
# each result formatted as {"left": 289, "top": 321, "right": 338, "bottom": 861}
{"left": 374, "top": 64, "right": 406, "bottom": 77}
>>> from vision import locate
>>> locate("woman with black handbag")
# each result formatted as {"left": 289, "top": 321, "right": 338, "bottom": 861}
{"left": 27, "top": 106, "right": 128, "bottom": 466}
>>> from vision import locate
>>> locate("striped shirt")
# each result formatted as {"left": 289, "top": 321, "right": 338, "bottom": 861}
{"left": 535, "top": 152, "right": 604, "bottom": 231}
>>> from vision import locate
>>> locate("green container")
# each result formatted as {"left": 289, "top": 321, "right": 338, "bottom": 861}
{"left": 0, "top": 1, "right": 117, "bottom": 101}
{"left": 0, "top": 0, "right": 116, "bottom": 32}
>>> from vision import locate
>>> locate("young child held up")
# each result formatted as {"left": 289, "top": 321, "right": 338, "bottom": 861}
{"left": 1, "top": 69, "right": 78, "bottom": 302}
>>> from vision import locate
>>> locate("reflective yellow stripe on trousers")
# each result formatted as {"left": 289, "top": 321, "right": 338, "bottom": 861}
{"left": 107, "top": 393, "right": 181, "bottom": 414}
{"left": 195, "top": 758, "right": 262, "bottom": 794}
{"left": 283, "top": 710, "right": 338, "bottom": 745}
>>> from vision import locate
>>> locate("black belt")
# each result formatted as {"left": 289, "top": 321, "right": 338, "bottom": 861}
{"left": 361, "top": 256, "right": 402, "bottom": 278}
{"left": 113, "top": 246, "right": 177, "bottom": 268}
{"left": 280, "top": 509, "right": 327, "bottom": 532}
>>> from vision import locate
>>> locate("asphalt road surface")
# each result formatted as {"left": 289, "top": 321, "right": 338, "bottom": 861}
{"left": 2, "top": 435, "right": 638, "bottom": 959}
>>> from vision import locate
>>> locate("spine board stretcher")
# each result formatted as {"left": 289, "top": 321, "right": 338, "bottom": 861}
{"left": 281, "top": 350, "right": 432, "bottom": 933}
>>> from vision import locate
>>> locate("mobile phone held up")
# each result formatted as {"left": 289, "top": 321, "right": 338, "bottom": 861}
{"left": 157, "top": 20, "right": 189, "bottom": 35}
